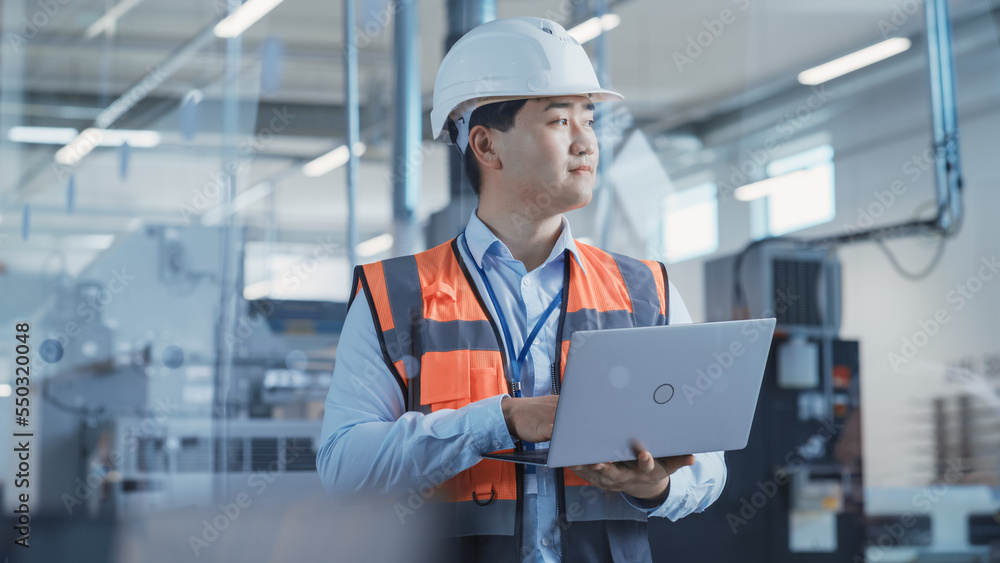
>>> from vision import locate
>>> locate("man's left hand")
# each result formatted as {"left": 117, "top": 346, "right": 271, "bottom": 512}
{"left": 568, "top": 441, "right": 695, "bottom": 501}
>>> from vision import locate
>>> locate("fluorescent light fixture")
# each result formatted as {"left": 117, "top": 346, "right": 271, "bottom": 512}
{"left": 733, "top": 170, "right": 810, "bottom": 201}
{"left": 356, "top": 233, "right": 394, "bottom": 257}
{"left": 76, "top": 234, "right": 116, "bottom": 250}
{"left": 85, "top": 0, "right": 144, "bottom": 39}
{"left": 798, "top": 37, "right": 911, "bottom": 86}
{"left": 55, "top": 128, "right": 104, "bottom": 165}
{"left": 53, "top": 127, "right": 161, "bottom": 165}
{"left": 567, "top": 14, "right": 621, "bottom": 44}
{"left": 0, "top": 384, "right": 11, "bottom": 397}
{"left": 101, "top": 129, "right": 161, "bottom": 147}
{"left": 8, "top": 126, "right": 79, "bottom": 144}
{"left": 214, "top": 0, "right": 285, "bottom": 39}
{"left": 302, "top": 142, "right": 366, "bottom": 178}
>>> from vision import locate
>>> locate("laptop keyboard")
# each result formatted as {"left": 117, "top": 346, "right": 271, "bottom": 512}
{"left": 486, "top": 448, "right": 550, "bottom": 464}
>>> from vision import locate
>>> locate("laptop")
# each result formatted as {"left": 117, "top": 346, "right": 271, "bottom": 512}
{"left": 481, "top": 318, "right": 776, "bottom": 468}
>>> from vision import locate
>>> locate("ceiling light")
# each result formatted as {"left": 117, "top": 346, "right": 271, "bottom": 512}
{"left": 76, "top": 235, "right": 117, "bottom": 250}
{"left": 302, "top": 143, "right": 366, "bottom": 178}
{"left": 52, "top": 127, "right": 161, "bottom": 166}
{"left": 798, "top": 37, "right": 911, "bottom": 86}
{"left": 101, "top": 129, "right": 161, "bottom": 147}
{"left": 8, "top": 126, "right": 79, "bottom": 144}
{"left": 567, "top": 14, "right": 621, "bottom": 44}
{"left": 733, "top": 170, "right": 810, "bottom": 201}
{"left": 13, "top": 127, "right": 159, "bottom": 148}
{"left": 356, "top": 233, "right": 394, "bottom": 257}
{"left": 214, "top": 0, "right": 285, "bottom": 39}
{"left": 55, "top": 128, "right": 105, "bottom": 165}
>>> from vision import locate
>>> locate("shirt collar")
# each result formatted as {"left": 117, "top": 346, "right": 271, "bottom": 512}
{"left": 464, "top": 209, "right": 586, "bottom": 274}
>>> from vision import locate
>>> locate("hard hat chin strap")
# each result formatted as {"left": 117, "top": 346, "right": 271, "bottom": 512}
{"left": 452, "top": 104, "right": 477, "bottom": 157}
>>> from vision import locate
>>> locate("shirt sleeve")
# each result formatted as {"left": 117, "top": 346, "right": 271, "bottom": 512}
{"left": 666, "top": 280, "right": 693, "bottom": 325}
{"left": 316, "top": 290, "right": 516, "bottom": 497}
{"left": 620, "top": 283, "right": 729, "bottom": 519}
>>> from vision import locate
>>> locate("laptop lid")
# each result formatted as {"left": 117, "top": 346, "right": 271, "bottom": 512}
{"left": 544, "top": 318, "right": 776, "bottom": 468}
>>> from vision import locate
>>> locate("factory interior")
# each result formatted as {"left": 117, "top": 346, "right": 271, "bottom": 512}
{"left": 0, "top": 0, "right": 999, "bottom": 561}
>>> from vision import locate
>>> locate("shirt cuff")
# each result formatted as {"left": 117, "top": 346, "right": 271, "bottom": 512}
{"left": 470, "top": 394, "right": 516, "bottom": 454}
{"left": 621, "top": 466, "right": 695, "bottom": 513}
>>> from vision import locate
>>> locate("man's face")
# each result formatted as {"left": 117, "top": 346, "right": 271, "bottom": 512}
{"left": 492, "top": 95, "right": 599, "bottom": 216}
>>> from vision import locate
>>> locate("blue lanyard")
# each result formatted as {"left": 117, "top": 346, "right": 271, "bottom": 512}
{"left": 461, "top": 233, "right": 562, "bottom": 398}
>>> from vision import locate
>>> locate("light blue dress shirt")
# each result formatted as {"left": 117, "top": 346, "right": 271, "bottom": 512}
{"left": 318, "top": 211, "right": 727, "bottom": 562}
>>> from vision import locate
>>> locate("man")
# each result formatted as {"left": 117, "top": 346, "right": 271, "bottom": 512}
{"left": 318, "top": 17, "right": 726, "bottom": 562}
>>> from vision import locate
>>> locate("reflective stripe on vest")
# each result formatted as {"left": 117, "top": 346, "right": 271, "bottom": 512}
{"left": 351, "top": 238, "right": 670, "bottom": 528}
{"left": 354, "top": 240, "right": 517, "bottom": 507}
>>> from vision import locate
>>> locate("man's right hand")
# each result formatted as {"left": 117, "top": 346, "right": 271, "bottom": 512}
{"left": 500, "top": 395, "right": 558, "bottom": 443}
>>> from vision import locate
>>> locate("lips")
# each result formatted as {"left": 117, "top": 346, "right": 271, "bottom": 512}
{"left": 570, "top": 165, "right": 592, "bottom": 173}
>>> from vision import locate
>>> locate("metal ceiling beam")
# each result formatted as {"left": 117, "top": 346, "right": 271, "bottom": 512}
{"left": 1, "top": 92, "right": 351, "bottom": 136}
{"left": 641, "top": 1, "right": 994, "bottom": 140}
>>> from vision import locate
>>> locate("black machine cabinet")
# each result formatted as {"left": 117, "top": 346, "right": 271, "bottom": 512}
{"left": 649, "top": 336, "right": 863, "bottom": 562}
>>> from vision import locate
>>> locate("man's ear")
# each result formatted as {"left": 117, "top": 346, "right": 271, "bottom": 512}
{"left": 469, "top": 125, "right": 502, "bottom": 171}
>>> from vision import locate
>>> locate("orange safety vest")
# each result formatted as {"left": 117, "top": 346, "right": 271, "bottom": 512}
{"left": 350, "top": 237, "right": 670, "bottom": 542}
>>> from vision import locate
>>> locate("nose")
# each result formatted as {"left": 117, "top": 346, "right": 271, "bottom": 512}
{"left": 570, "top": 125, "right": 597, "bottom": 157}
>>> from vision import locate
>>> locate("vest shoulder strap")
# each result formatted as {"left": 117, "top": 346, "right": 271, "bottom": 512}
{"left": 350, "top": 240, "right": 463, "bottom": 410}
{"left": 573, "top": 242, "right": 670, "bottom": 326}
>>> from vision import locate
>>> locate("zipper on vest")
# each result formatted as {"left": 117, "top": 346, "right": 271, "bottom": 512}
{"left": 552, "top": 253, "right": 571, "bottom": 562}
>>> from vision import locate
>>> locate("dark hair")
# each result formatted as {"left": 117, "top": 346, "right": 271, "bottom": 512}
{"left": 460, "top": 99, "right": 529, "bottom": 195}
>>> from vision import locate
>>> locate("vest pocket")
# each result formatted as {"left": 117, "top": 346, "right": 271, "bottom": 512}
{"left": 420, "top": 350, "right": 471, "bottom": 410}
{"left": 470, "top": 365, "right": 502, "bottom": 400}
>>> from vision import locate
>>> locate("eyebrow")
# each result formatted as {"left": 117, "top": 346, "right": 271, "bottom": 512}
{"left": 542, "top": 101, "right": 596, "bottom": 112}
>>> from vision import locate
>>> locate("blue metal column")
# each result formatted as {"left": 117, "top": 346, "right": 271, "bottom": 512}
{"left": 345, "top": 0, "right": 361, "bottom": 270}
{"left": 424, "top": 0, "right": 495, "bottom": 247}
{"left": 445, "top": 0, "right": 495, "bottom": 202}
{"left": 592, "top": 0, "right": 616, "bottom": 248}
{"left": 925, "top": 0, "right": 963, "bottom": 235}
{"left": 392, "top": 0, "right": 423, "bottom": 255}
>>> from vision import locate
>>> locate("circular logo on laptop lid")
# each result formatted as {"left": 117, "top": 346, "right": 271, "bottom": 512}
{"left": 653, "top": 384, "right": 674, "bottom": 404}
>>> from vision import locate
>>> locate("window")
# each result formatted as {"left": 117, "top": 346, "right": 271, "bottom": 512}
{"left": 663, "top": 182, "right": 718, "bottom": 263}
{"left": 763, "top": 145, "right": 836, "bottom": 236}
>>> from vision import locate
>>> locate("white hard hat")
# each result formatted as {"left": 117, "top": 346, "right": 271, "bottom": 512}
{"left": 431, "top": 17, "right": 624, "bottom": 151}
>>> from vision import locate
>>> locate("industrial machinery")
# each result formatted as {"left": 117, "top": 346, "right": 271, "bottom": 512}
{"left": 21, "top": 224, "right": 341, "bottom": 519}
{"left": 649, "top": 246, "right": 864, "bottom": 561}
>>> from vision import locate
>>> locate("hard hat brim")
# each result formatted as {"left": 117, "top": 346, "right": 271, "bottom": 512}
{"left": 432, "top": 88, "right": 624, "bottom": 144}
